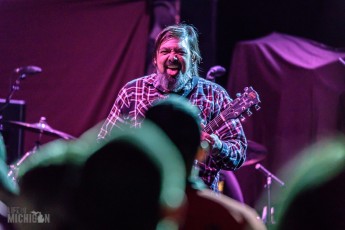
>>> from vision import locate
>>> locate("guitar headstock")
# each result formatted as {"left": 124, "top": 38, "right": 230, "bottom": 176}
{"left": 227, "top": 86, "right": 261, "bottom": 122}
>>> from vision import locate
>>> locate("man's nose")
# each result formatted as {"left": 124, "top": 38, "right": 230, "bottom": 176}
{"left": 169, "top": 54, "right": 178, "bottom": 62}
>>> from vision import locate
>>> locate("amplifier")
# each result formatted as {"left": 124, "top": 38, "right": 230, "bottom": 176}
{"left": 0, "top": 99, "right": 26, "bottom": 165}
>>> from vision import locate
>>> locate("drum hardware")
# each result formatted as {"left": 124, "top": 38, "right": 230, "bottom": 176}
{"left": 6, "top": 116, "right": 76, "bottom": 182}
{"left": 7, "top": 138, "right": 39, "bottom": 182}
{"left": 7, "top": 149, "right": 36, "bottom": 182}
{"left": 243, "top": 140, "right": 268, "bottom": 167}
{"left": 5, "top": 117, "right": 76, "bottom": 141}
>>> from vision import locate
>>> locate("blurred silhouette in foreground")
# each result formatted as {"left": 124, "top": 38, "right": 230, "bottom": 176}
{"left": 268, "top": 134, "right": 345, "bottom": 230}
{"left": 0, "top": 133, "right": 18, "bottom": 230}
{"left": 75, "top": 121, "right": 186, "bottom": 229}
{"left": 13, "top": 138, "right": 85, "bottom": 230}
{"left": 11, "top": 120, "right": 186, "bottom": 229}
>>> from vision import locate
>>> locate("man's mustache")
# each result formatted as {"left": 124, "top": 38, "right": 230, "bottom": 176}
{"left": 167, "top": 58, "right": 180, "bottom": 66}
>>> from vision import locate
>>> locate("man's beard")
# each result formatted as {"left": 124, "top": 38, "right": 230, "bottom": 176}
{"left": 155, "top": 72, "right": 191, "bottom": 93}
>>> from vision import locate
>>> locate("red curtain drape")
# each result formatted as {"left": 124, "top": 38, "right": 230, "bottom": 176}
{"left": 0, "top": 0, "right": 150, "bottom": 156}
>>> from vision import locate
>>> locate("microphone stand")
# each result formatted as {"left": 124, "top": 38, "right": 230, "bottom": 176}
{"left": 255, "top": 163, "right": 285, "bottom": 229}
{"left": 1, "top": 65, "right": 41, "bottom": 118}
{"left": 0, "top": 73, "right": 27, "bottom": 115}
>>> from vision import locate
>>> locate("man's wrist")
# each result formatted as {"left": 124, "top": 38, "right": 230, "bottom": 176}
{"left": 210, "top": 134, "right": 222, "bottom": 151}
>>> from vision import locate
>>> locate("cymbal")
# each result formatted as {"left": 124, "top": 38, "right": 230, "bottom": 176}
{"left": 243, "top": 140, "right": 267, "bottom": 166}
{"left": 5, "top": 117, "right": 76, "bottom": 140}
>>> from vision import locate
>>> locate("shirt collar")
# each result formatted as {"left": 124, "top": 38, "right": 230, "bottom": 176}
{"left": 143, "top": 73, "right": 156, "bottom": 86}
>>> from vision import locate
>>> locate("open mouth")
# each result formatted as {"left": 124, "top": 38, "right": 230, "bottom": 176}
{"left": 166, "top": 65, "right": 180, "bottom": 77}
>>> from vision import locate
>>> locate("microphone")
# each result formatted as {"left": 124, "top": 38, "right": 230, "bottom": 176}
{"left": 255, "top": 163, "right": 285, "bottom": 187}
{"left": 206, "top": 65, "right": 226, "bottom": 81}
{"left": 14, "top": 65, "right": 42, "bottom": 75}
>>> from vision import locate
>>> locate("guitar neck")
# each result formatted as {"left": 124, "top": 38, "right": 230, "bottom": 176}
{"left": 202, "top": 86, "right": 261, "bottom": 134}
{"left": 203, "top": 110, "right": 228, "bottom": 134}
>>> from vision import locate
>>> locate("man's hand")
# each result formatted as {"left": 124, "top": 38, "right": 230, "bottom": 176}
{"left": 201, "top": 132, "right": 222, "bottom": 151}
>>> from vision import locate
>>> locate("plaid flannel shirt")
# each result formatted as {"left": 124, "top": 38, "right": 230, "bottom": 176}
{"left": 98, "top": 74, "right": 247, "bottom": 190}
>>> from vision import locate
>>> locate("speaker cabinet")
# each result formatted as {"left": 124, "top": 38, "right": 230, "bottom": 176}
{"left": 0, "top": 99, "right": 26, "bottom": 165}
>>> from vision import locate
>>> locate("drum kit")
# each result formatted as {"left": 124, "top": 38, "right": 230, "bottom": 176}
{"left": 0, "top": 65, "right": 77, "bottom": 181}
{"left": 1, "top": 116, "right": 76, "bottom": 181}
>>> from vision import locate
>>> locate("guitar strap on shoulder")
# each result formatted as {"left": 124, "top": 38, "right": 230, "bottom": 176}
{"left": 180, "top": 76, "right": 199, "bottom": 98}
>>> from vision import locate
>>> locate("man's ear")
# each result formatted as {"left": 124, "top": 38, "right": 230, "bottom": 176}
{"left": 191, "top": 54, "right": 196, "bottom": 63}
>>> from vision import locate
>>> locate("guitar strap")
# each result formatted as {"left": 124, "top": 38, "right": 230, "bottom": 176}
{"left": 180, "top": 76, "right": 199, "bottom": 98}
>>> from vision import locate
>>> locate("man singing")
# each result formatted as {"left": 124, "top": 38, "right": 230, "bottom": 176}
{"left": 97, "top": 23, "right": 247, "bottom": 192}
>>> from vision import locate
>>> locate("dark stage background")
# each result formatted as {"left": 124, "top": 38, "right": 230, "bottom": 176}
{"left": 1, "top": 0, "right": 345, "bottom": 213}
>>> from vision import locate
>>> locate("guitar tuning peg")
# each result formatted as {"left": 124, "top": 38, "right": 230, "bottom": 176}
{"left": 239, "top": 115, "right": 246, "bottom": 122}
{"left": 255, "top": 105, "right": 261, "bottom": 111}
{"left": 246, "top": 109, "right": 253, "bottom": 116}
{"left": 236, "top": 93, "right": 241, "bottom": 98}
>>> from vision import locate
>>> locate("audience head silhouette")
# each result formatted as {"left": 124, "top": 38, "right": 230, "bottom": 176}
{"left": 144, "top": 96, "right": 267, "bottom": 230}
{"left": 14, "top": 139, "right": 84, "bottom": 229}
{"left": 75, "top": 121, "right": 186, "bottom": 229}
{"left": 145, "top": 95, "right": 201, "bottom": 174}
